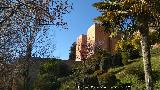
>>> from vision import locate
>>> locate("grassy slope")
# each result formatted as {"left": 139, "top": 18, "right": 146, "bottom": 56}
{"left": 59, "top": 49, "right": 160, "bottom": 90}
{"left": 108, "top": 51, "right": 160, "bottom": 90}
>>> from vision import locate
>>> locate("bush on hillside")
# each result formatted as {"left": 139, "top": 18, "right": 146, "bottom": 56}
{"left": 34, "top": 74, "right": 60, "bottom": 90}
{"left": 59, "top": 78, "right": 77, "bottom": 90}
{"left": 85, "top": 48, "right": 124, "bottom": 74}
{"left": 128, "top": 48, "right": 141, "bottom": 60}
{"left": 115, "top": 38, "right": 141, "bottom": 64}
{"left": 83, "top": 68, "right": 95, "bottom": 74}
{"left": 85, "top": 56, "right": 101, "bottom": 72}
{"left": 76, "top": 75, "right": 99, "bottom": 89}
{"left": 111, "top": 53, "right": 123, "bottom": 67}
{"left": 40, "top": 61, "right": 72, "bottom": 77}
{"left": 121, "top": 51, "right": 129, "bottom": 65}
{"left": 149, "top": 31, "right": 160, "bottom": 45}
{"left": 98, "top": 73, "right": 118, "bottom": 89}
{"left": 57, "top": 62, "right": 72, "bottom": 77}
{"left": 34, "top": 60, "right": 72, "bottom": 90}
{"left": 100, "top": 55, "right": 112, "bottom": 72}
{"left": 93, "top": 70, "right": 104, "bottom": 76}
{"left": 85, "top": 49, "right": 111, "bottom": 72}
{"left": 83, "top": 75, "right": 99, "bottom": 87}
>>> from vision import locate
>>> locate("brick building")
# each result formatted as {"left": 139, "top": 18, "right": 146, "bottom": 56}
{"left": 75, "top": 24, "right": 121, "bottom": 61}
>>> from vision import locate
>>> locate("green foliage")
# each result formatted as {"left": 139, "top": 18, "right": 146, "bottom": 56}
{"left": 83, "top": 68, "right": 95, "bottom": 75}
{"left": 98, "top": 73, "right": 118, "bottom": 89}
{"left": 83, "top": 75, "right": 99, "bottom": 87}
{"left": 93, "top": 70, "right": 104, "bottom": 76}
{"left": 56, "top": 62, "right": 72, "bottom": 77}
{"left": 34, "top": 74, "right": 60, "bottom": 90}
{"left": 114, "top": 60, "right": 146, "bottom": 89}
{"left": 149, "top": 31, "right": 160, "bottom": 45}
{"left": 100, "top": 55, "right": 112, "bottom": 72}
{"left": 85, "top": 48, "right": 123, "bottom": 74}
{"left": 115, "top": 54, "right": 160, "bottom": 90}
{"left": 40, "top": 60, "right": 71, "bottom": 77}
{"left": 34, "top": 60, "right": 72, "bottom": 90}
{"left": 128, "top": 49, "right": 141, "bottom": 60}
{"left": 150, "top": 48, "right": 160, "bottom": 56}
{"left": 115, "top": 39, "right": 129, "bottom": 65}
{"left": 115, "top": 35, "right": 141, "bottom": 65}
{"left": 93, "top": 0, "right": 160, "bottom": 30}
{"left": 123, "top": 63, "right": 144, "bottom": 80}
{"left": 108, "top": 66, "right": 124, "bottom": 75}
{"left": 119, "top": 75, "right": 145, "bottom": 90}
{"left": 154, "top": 80, "right": 160, "bottom": 90}
{"left": 59, "top": 79, "right": 77, "bottom": 90}
{"left": 69, "top": 42, "right": 76, "bottom": 61}
{"left": 85, "top": 49, "right": 110, "bottom": 72}
{"left": 85, "top": 57, "right": 100, "bottom": 73}
{"left": 93, "top": 1, "right": 160, "bottom": 89}
{"left": 131, "top": 33, "right": 141, "bottom": 49}
{"left": 111, "top": 53, "right": 123, "bottom": 66}
{"left": 121, "top": 51, "right": 129, "bottom": 65}
{"left": 58, "top": 49, "right": 160, "bottom": 90}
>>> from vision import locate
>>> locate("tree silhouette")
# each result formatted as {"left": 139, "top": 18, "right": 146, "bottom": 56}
{"left": 0, "top": 0, "right": 72, "bottom": 90}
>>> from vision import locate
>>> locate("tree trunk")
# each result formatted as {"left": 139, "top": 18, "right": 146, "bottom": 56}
{"left": 140, "top": 26, "right": 153, "bottom": 90}
{"left": 12, "top": 78, "right": 16, "bottom": 90}
{"left": 25, "top": 44, "right": 32, "bottom": 90}
{"left": 24, "top": 38, "right": 32, "bottom": 90}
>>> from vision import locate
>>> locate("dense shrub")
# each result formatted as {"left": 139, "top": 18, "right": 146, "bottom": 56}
{"left": 93, "top": 70, "right": 104, "bottom": 76}
{"left": 34, "top": 60, "right": 72, "bottom": 90}
{"left": 149, "top": 31, "right": 160, "bottom": 45}
{"left": 85, "top": 49, "right": 111, "bottom": 72}
{"left": 84, "top": 68, "right": 95, "bottom": 74}
{"left": 34, "top": 74, "right": 60, "bottom": 90}
{"left": 69, "top": 42, "right": 76, "bottom": 61}
{"left": 115, "top": 36, "right": 141, "bottom": 64}
{"left": 111, "top": 53, "right": 123, "bottom": 66}
{"left": 57, "top": 62, "right": 72, "bottom": 77}
{"left": 76, "top": 75, "right": 99, "bottom": 89}
{"left": 40, "top": 61, "right": 71, "bottom": 77}
{"left": 100, "top": 56, "right": 112, "bottom": 72}
{"left": 83, "top": 75, "right": 99, "bottom": 87}
{"left": 98, "top": 73, "right": 117, "bottom": 89}
{"left": 85, "top": 57, "right": 101, "bottom": 72}
{"left": 121, "top": 51, "right": 129, "bottom": 65}
{"left": 59, "top": 79, "right": 77, "bottom": 90}
{"left": 128, "top": 48, "right": 141, "bottom": 60}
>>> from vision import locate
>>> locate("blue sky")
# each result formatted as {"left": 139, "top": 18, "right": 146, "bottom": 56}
{"left": 51, "top": 0, "right": 101, "bottom": 60}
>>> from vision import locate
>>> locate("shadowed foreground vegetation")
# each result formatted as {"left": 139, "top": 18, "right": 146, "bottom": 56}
{"left": 33, "top": 49, "right": 160, "bottom": 90}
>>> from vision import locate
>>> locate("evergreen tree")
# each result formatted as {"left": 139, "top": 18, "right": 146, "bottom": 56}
{"left": 69, "top": 42, "right": 76, "bottom": 61}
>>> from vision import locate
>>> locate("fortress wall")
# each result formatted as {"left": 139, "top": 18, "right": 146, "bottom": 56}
{"left": 75, "top": 35, "right": 87, "bottom": 61}
{"left": 87, "top": 24, "right": 96, "bottom": 57}
{"left": 94, "top": 24, "right": 110, "bottom": 52}
{"left": 75, "top": 24, "right": 121, "bottom": 61}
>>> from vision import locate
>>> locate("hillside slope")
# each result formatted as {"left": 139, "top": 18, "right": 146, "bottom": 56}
{"left": 108, "top": 49, "right": 160, "bottom": 90}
